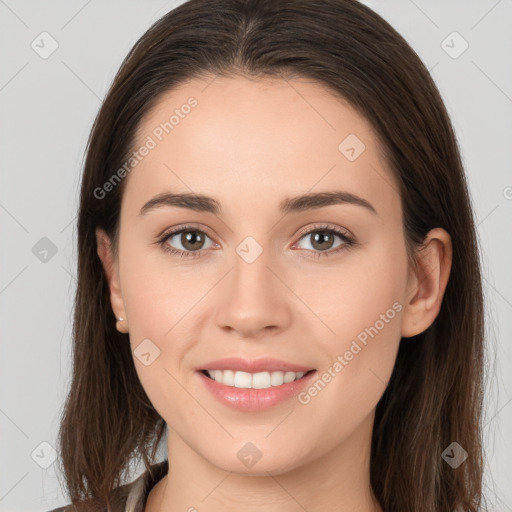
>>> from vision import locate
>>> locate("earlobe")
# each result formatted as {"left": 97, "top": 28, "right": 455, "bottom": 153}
{"left": 95, "top": 228, "right": 129, "bottom": 333}
{"left": 401, "top": 228, "right": 453, "bottom": 338}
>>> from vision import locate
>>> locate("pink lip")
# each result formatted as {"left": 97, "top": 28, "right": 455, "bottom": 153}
{"left": 196, "top": 369, "right": 318, "bottom": 412}
{"left": 197, "top": 357, "right": 314, "bottom": 373}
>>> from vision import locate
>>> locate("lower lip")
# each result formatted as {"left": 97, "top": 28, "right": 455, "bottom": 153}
{"left": 197, "top": 370, "right": 317, "bottom": 412}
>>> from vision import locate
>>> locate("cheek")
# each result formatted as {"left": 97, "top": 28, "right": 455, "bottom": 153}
{"left": 118, "top": 235, "right": 200, "bottom": 339}
{"left": 118, "top": 246, "right": 204, "bottom": 425}
{"left": 293, "top": 231, "right": 407, "bottom": 348}
{"left": 116, "top": 239, "right": 192, "bottom": 396}
{"left": 292, "top": 235, "right": 407, "bottom": 409}
{"left": 112, "top": 223, "right": 409, "bottom": 472}
{"left": 120, "top": 226, "right": 407, "bottom": 414}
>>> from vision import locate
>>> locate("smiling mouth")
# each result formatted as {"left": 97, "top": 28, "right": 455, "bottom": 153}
{"left": 200, "top": 369, "right": 316, "bottom": 389}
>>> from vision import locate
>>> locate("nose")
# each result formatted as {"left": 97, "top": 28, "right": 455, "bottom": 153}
{"left": 213, "top": 245, "right": 292, "bottom": 339}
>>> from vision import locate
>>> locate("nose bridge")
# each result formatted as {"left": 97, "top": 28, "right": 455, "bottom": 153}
{"left": 233, "top": 238, "right": 271, "bottom": 294}
{"left": 230, "top": 235, "right": 277, "bottom": 307}
{"left": 214, "top": 234, "right": 291, "bottom": 336}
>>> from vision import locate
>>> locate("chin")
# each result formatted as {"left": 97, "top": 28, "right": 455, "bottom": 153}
{"left": 200, "top": 442, "right": 309, "bottom": 477}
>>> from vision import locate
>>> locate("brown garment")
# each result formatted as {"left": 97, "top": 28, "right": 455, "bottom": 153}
{"left": 46, "top": 460, "right": 168, "bottom": 512}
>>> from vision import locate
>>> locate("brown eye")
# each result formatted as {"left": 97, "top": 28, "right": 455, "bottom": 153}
{"left": 308, "top": 231, "right": 336, "bottom": 251}
{"left": 291, "top": 224, "right": 356, "bottom": 260}
{"left": 296, "top": 228, "right": 352, "bottom": 253}
{"left": 179, "top": 230, "right": 206, "bottom": 251}
{"left": 163, "top": 228, "right": 215, "bottom": 255}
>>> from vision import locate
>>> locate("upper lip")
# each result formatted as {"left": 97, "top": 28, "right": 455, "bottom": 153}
{"left": 197, "top": 357, "right": 315, "bottom": 373}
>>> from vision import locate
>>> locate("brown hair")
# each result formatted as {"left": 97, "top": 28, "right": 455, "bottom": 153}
{"left": 57, "top": 0, "right": 487, "bottom": 510}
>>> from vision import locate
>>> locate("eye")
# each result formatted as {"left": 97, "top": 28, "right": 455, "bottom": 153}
{"left": 157, "top": 223, "right": 356, "bottom": 260}
{"left": 292, "top": 224, "right": 356, "bottom": 259}
{"left": 158, "top": 224, "right": 216, "bottom": 259}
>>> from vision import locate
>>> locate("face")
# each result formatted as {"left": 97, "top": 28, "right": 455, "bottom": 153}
{"left": 98, "top": 74, "right": 416, "bottom": 476}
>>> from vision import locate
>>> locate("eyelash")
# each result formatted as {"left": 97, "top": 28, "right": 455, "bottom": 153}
{"left": 156, "top": 223, "right": 356, "bottom": 260}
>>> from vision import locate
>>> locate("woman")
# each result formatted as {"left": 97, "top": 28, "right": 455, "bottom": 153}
{"left": 50, "top": 0, "right": 486, "bottom": 510}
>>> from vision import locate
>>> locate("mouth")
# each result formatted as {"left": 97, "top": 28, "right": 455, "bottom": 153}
{"left": 197, "top": 367, "right": 318, "bottom": 412}
{"left": 199, "top": 368, "right": 316, "bottom": 390}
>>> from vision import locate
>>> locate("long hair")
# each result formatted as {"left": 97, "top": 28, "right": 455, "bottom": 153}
{"left": 57, "top": 1, "right": 486, "bottom": 510}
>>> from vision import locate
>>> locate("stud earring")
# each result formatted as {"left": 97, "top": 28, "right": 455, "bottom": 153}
{"left": 115, "top": 316, "right": 128, "bottom": 333}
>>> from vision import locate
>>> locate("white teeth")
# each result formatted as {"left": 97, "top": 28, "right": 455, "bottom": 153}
{"left": 252, "top": 372, "right": 271, "bottom": 389}
{"left": 204, "top": 370, "right": 307, "bottom": 389}
{"left": 222, "top": 369, "right": 235, "bottom": 386}
{"left": 284, "top": 371, "right": 296, "bottom": 384}
{"left": 270, "top": 371, "right": 284, "bottom": 386}
{"left": 234, "top": 371, "right": 252, "bottom": 388}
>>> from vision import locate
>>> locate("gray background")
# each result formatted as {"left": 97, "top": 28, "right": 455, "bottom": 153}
{"left": 0, "top": 0, "right": 511, "bottom": 510}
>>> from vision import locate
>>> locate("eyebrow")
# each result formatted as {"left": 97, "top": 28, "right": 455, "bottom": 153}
{"left": 139, "top": 190, "right": 378, "bottom": 216}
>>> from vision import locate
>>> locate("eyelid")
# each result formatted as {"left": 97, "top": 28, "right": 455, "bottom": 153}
{"left": 157, "top": 222, "right": 352, "bottom": 244}
{"left": 157, "top": 222, "right": 221, "bottom": 246}
{"left": 157, "top": 222, "right": 356, "bottom": 258}
{"left": 292, "top": 222, "right": 354, "bottom": 245}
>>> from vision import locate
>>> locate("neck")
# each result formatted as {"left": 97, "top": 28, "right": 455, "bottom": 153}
{"left": 147, "top": 412, "right": 382, "bottom": 512}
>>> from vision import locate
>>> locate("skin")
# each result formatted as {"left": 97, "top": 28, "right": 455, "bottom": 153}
{"left": 96, "top": 74, "right": 452, "bottom": 512}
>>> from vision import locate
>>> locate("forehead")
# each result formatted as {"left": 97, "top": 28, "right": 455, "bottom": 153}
{"left": 124, "top": 74, "right": 399, "bottom": 220}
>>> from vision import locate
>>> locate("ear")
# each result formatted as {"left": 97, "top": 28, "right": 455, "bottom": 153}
{"left": 401, "top": 227, "right": 453, "bottom": 338}
{"left": 96, "top": 228, "right": 128, "bottom": 333}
